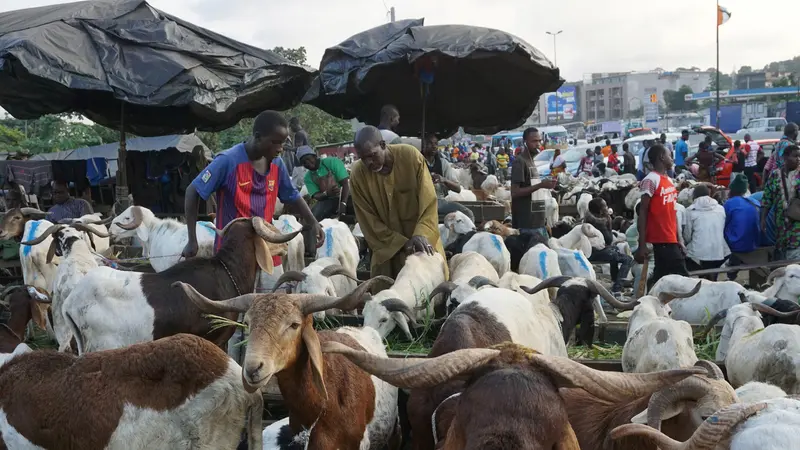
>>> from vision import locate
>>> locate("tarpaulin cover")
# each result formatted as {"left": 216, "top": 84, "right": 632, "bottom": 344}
{"left": 303, "top": 18, "right": 564, "bottom": 137}
{"left": 0, "top": 0, "right": 315, "bottom": 136}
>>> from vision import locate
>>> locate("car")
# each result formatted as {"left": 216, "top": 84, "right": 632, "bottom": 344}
{"left": 737, "top": 117, "right": 787, "bottom": 134}
{"left": 534, "top": 149, "right": 556, "bottom": 173}
{"left": 689, "top": 126, "right": 736, "bottom": 187}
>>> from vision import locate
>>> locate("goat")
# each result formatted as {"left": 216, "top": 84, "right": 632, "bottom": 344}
{"left": 462, "top": 232, "right": 511, "bottom": 276}
{"left": 0, "top": 286, "right": 48, "bottom": 353}
{"left": 326, "top": 342, "right": 704, "bottom": 450}
{"left": 762, "top": 265, "right": 800, "bottom": 303}
{"left": 271, "top": 258, "right": 359, "bottom": 320}
{"left": 109, "top": 206, "right": 217, "bottom": 272}
{"left": 175, "top": 276, "right": 400, "bottom": 450}
{"left": 20, "top": 223, "right": 110, "bottom": 350}
{"left": 522, "top": 276, "right": 637, "bottom": 345}
{"left": 363, "top": 252, "right": 446, "bottom": 340}
{"left": 703, "top": 302, "right": 800, "bottom": 393}
{"left": 611, "top": 398, "right": 800, "bottom": 450}
{"left": 649, "top": 275, "right": 749, "bottom": 324}
{"left": 621, "top": 282, "right": 703, "bottom": 373}
{"left": 275, "top": 214, "right": 305, "bottom": 273}
{"left": 63, "top": 217, "right": 299, "bottom": 354}
{"left": 427, "top": 252, "right": 499, "bottom": 316}
{"left": 315, "top": 218, "right": 360, "bottom": 276}
{"left": 0, "top": 334, "right": 263, "bottom": 449}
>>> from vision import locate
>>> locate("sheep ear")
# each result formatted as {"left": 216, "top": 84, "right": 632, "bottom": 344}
{"left": 302, "top": 326, "right": 328, "bottom": 401}
{"left": 253, "top": 238, "right": 274, "bottom": 275}
{"left": 136, "top": 225, "right": 149, "bottom": 244}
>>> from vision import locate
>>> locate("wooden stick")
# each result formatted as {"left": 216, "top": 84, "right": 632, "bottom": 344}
{"left": 636, "top": 257, "right": 649, "bottom": 299}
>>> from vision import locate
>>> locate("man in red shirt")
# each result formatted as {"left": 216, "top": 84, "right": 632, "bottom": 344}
{"left": 635, "top": 144, "right": 688, "bottom": 289}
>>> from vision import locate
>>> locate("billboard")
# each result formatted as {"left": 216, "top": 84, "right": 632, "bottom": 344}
{"left": 546, "top": 86, "right": 578, "bottom": 121}
{"left": 643, "top": 86, "right": 659, "bottom": 130}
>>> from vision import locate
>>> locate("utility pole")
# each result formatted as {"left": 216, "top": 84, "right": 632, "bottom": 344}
{"left": 390, "top": 6, "right": 395, "bottom": 22}
{"left": 715, "top": 0, "right": 721, "bottom": 128}
{"left": 546, "top": 30, "right": 563, "bottom": 123}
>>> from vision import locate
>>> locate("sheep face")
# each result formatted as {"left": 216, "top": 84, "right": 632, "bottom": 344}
{"left": 51, "top": 227, "right": 85, "bottom": 259}
{"left": 109, "top": 206, "right": 152, "bottom": 240}
{"left": 483, "top": 220, "right": 518, "bottom": 237}
{"left": 363, "top": 299, "right": 413, "bottom": 340}
{"left": 768, "top": 265, "right": 800, "bottom": 300}
{"left": 444, "top": 211, "right": 476, "bottom": 235}
{"left": 717, "top": 303, "right": 762, "bottom": 360}
{"left": 0, "top": 207, "right": 47, "bottom": 239}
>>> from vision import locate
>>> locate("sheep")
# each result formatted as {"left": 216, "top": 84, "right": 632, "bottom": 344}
{"left": 480, "top": 175, "right": 511, "bottom": 213}
{"left": 519, "top": 243, "right": 562, "bottom": 281}
{"left": 703, "top": 302, "right": 800, "bottom": 393}
{"left": 19, "top": 223, "right": 110, "bottom": 350}
{"left": 649, "top": 275, "right": 749, "bottom": 324}
{"left": 562, "top": 360, "right": 737, "bottom": 450}
{"left": 762, "top": 265, "right": 800, "bottom": 303}
{"left": 0, "top": 334, "right": 264, "bottom": 450}
{"left": 439, "top": 211, "right": 477, "bottom": 249}
{"left": 325, "top": 342, "right": 704, "bottom": 450}
{"left": 0, "top": 208, "right": 57, "bottom": 296}
{"left": 0, "top": 286, "right": 48, "bottom": 353}
{"left": 62, "top": 217, "right": 299, "bottom": 354}
{"left": 521, "top": 276, "right": 638, "bottom": 345}
{"left": 444, "top": 189, "right": 478, "bottom": 202}
{"left": 271, "top": 258, "right": 359, "bottom": 320}
{"left": 462, "top": 232, "right": 511, "bottom": 276}
{"left": 426, "top": 252, "right": 499, "bottom": 316}
{"left": 315, "top": 218, "right": 360, "bottom": 276}
{"left": 549, "top": 223, "right": 605, "bottom": 258}
{"left": 274, "top": 214, "right": 305, "bottom": 273}
{"left": 577, "top": 192, "right": 593, "bottom": 219}
{"left": 109, "top": 206, "right": 217, "bottom": 272}
{"left": 175, "top": 276, "right": 401, "bottom": 450}
{"left": 56, "top": 213, "right": 113, "bottom": 256}
{"left": 363, "top": 252, "right": 447, "bottom": 340}
{"left": 611, "top": 398, "right": 800, "bottom": 450}
{"left": 735, "top": 382, "right": 787, "bottom": 403}
{"left": 621, "top": 282, "right": 703, "bottom": 373}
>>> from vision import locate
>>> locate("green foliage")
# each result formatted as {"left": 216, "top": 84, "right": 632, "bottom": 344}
{"left": 272, "top": 46, "right": 308, "bottom": 66}
{"left": 0, "top": 113, "right": 125, "bottom": 155}
{"left": 707, "top": 70, "right": 733, "bottom": 91}
{"left": 663, "top": 85, "right": 696, "bottom": 112}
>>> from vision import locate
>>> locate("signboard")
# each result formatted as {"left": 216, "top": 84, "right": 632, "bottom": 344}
{"left": 545, "top": 86, "right": 578, "bottom": 121}
{"left": 643, "top": 87, "right": 659, "bottom": 130}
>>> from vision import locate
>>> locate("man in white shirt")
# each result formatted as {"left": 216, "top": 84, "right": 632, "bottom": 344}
{"left": 743, "top": 133, "right": 760, "bottom": 193}
{"left": 378, "top": 104, "right": 402, "bottom": 144}
{"left": 637, "top": 139, "right": 655, "bottom": 181}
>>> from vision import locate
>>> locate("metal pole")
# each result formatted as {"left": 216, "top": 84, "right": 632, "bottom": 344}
{"left": 390, "top": 6, "right": 395, "bottom": 22}
{"left": 716, "top": 0, "right": 720, "bottom": 128}
{"left": 546, "top": 30, "right": 563, "bottom": 123}
{"left": 552, "top": 34, "right": 558, "bottom": 67}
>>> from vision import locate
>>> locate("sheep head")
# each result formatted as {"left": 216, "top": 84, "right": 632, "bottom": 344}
{"left": 0, "top": 207, "right": 48, "bottom": 240}
{"left": 173, "top": 275, "right": 392, "bottom": 395}
{"left": 217, "top": 217, "right": 300, "bottom": 275}
{"left": 483, "top": 220, "right": 518, "bottom": 237}
{"left": 21, "top": 223, "right": 109, "bottom": 263}
{"left": 109, "top": 205, "right": 152, "bottom": 242}
{"left": 765, "top": 265, "right": 800, "bottom": 301}
{"left": 363, "top": 294, "right": 419, "bottom": 340}
{"left": 444, "top": 211, "right": 476, "bottom": 235}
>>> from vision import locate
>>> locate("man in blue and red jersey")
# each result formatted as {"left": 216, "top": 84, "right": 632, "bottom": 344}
{"left": 182, "top": 110, "right": 323, "bottom": 290}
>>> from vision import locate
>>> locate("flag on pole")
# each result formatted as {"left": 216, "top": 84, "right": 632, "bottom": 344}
{"left": 718, "top": 5, "right": 732, "bottom": 26}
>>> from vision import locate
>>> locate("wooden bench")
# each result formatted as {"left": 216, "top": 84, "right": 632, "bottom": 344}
{"left": 688, "top": 253, "right": 796, "bottom": 287}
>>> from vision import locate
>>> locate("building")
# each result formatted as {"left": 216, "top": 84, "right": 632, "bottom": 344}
{"left": 736, "top": 72, "right": 767, "bottom": 90}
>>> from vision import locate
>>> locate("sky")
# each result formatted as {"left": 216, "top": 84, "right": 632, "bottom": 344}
{"left": 1, "top": 0, "right": 798, "bottom": 84}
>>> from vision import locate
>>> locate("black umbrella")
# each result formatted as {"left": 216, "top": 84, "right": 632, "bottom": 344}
{"left": 0, "top": 0, "right": 315, "bottom": 136}
{"left": 303, "top": 18, "right": 564, "bottom": 137}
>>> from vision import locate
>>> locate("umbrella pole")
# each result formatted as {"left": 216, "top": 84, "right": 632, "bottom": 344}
{"left": 421, "top": 84, "right": 427, "bottom": 149}
{"left": 115, "top": 102, "right": 130, "bottom": 213}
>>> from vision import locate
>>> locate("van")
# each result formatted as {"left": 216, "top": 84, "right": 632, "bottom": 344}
{"left": 737, "top": 117, "right": 787, "bottom": 134}
{"left": 538, "top": 125, "right": 569, "bottom": 149}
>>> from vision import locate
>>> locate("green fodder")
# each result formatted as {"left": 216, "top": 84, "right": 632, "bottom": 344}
{"left": 205, "top": 314, "right": 249, "bottom": 347}
{"left": 568, "top": 343, "right": 624, "bottom": 360}
{"left": 26, "top": 327, "right": 57, "bottom": 350}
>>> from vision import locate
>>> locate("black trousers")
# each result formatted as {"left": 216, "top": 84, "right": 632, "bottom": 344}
{"left": 648, "top": 243, "right": 689, "bottom": 291}
{"left": 685, "top": 258, "right": 726, "bottom": 281}
{"left": 589, "top": 246, "right": 633, "bottom": 292}
{"left": 744, "top": 166, "right": 758, "bottom": 192}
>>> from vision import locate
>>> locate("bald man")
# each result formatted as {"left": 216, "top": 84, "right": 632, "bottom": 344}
{"left": 377, "top": 104, "right": 402, "bottom": 145}
{"left": 349, "top": 126, "right": 446, "bottom": 279}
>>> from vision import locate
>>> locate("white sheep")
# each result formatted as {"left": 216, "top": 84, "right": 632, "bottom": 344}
{"left": 649, "top": 275, "right": 749, "bottom": 324}
{"left": 762, "top": 265, "right": 800, "bottom": 302}
{"left": 439, "top": 211, "right": 476, "bottom": 249}
{"left": 271, "top": 257, "right": 359, "bottom": 320}
{"left": 427, "top": 252, "right": 499, "bottom": 315}
{"left": 577, "top": 192, "right": 593, "bottom": 220}
{"left": 56, "top": 213, "right": 112, "bottom": 256}
{"left": 548, "top": 223, "right": 605, "bottom": 258}
{"left": 315, "top": 218, "right": 360, "bottom": 276}
{"left": 274, "top": 214, "right": 305, "bottom": 273}
{"left": 735, "top": 382, "right": 788, "bottom": 403}
{"left": 519, "top": 243, "right": 562, "bottom": 281}
{"left": 462, "top": 232, "right": 511, "bottom": 276}
{"left": 444, "top": 189, "right": 478, "bottom": 202}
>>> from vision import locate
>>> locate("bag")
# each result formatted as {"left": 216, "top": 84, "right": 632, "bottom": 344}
{"left": 779, "top": 170, "right": 800, "bottom": 222}
{"left": 310, "top": 159, "right": 338, "bottom": 195}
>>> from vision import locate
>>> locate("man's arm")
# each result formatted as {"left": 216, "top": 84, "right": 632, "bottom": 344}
{"left": 413, "top": 159, "right": 440, "bottom": 245}
{"left": 441, "top": 162, "right": 461, "bottom": 193}
{"left": 637, "top": 195, "right": 651, "bottom": 252}
{"left": 509, "top": 160, "right": 551, "bottom": 198}
{"left": 184, "top": 155, "right": 230, "bottom": 256}
{"left": 350, "top": 171, "right": 408, "bottom": 265}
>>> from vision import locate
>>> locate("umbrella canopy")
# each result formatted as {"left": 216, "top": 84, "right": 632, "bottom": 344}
{"left": 0, "top": 0, "right": 315, "bottom": 136}
{"left": 303, "top": 18, "right": 563, "bottom": 137}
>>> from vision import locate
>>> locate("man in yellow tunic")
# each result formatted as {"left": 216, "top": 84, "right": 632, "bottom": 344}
{"left": 350, "top": 126, "right": 446, "bottom": 279}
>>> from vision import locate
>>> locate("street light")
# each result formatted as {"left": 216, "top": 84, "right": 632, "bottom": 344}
{"left": 546, "top": 30, "right": 563, "bottom": 124}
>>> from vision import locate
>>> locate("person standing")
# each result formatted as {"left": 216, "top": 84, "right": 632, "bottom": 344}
{"left": 635, "top": 144, "right": 688, "bottom": 289}
{"left": 601, "top": 139, "right": 613, "bottom": 157}
{"left": 683, "top": 184, "right": 730, "bottom": 280}
{"left": 607, "top": 145, "right": 620, "bottom": 172}
{"left": 496, "top": 148, "right": 510, "bottom": 182}
{"left": 281, "top": 117, "right": 309, "bottom": 176}
{"left": 761, "top": 144, "right": 800, "bottom": 261}
{"left": 660, "top": 133, "right": 674, "bottom": 154}
{"left": 743, "top": 134, "right": 760, "bottom": 193}
{"left": 686, "top": 142, "right": 724, "bottom": 183}
{"left": 349, "top": 126, "right": 444, "bottom": 278}
{"left": 577, "top": 149, "right": 594, "bottom": 176}
{"left": 622, "top": 142, "right": 636, "bottom": 175}
{"left": 674, "top": 129, "right": 689, "bottom": 174}
{"left": 510, "top": 127, "right": 556, "bottom": 237}
{"left": 593, "top": 146, "right": 604, "bottom": 166}
{"left": 550, "top": 148, "right": 566, "bottom": 177}
{"left": 762, "top": 122, "right": 799, "bottom": 182}
{"left": 377, "top": 104, "right": 402, "bottom": 144}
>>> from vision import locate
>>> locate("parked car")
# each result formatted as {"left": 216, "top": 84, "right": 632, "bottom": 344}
{"left": 690, "top": 126, "right": 736, "bottom": 187}
{"left": 737, "top": 117, "right": 787, "bottom": 134}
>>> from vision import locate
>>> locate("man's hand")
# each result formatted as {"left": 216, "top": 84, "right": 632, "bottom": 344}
{"left": 678, "top": 242, "right": 687, "bottom": 256}
{"left": 182, "top": 237, "right": 199, "bottom": 259}
{"left": 634, "top": 246, "right": 649, "bottom": 264}
{"left": 325, "top": 185, "right": 341, "bottom": 198}
{"left": 538, "top": 179, "right": 557, "bottom": 190}
{"left": 431, "top": 173, "right": 442, "bottom": 184}
{"left": 405, "top": 235, "right": 434, "bottom": 255}
{"left": 314, "top": 222, "right": 325, "bottom": 248}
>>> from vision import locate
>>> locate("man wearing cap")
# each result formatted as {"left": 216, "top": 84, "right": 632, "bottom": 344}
{"left": 298, "top": 146, "right": 350, "bottom": 251}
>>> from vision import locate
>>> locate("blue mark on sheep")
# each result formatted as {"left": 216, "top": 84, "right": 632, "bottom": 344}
{"left": 324, "top": 227, "right": 334, "bottom": 257}
{"left": 198, "top": 222, "right": 216, "bottom": 236}
{"left": 574, "top": 250, "right": 590, "bottom": 273}
{"left": 539, "top": 251, "right": 548, "bottom": 278}
{"left": 22, "top": 221, "right": 40, "bottom": 256}
{"left": 490, "top": 234, "right": 503, "bottom": 253}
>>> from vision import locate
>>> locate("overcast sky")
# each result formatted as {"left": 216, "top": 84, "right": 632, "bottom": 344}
{"left": 1, "top": 0, "right": 798, "bottom": 83}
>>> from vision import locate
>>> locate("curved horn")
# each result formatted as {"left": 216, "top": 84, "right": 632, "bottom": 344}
{"left": 611, "top": 402, "right": 767, "bottom": 450}
{"left": 57, "top": 218, "right": 77, "bottom": 224}
{"left": 117, "top": 206, "right": 144, "bottom": 230}
{"left": 319, "top": 265, "right": 360, "bottom": 282}
{"left": 321, "top": 341, "right": 500, "bottom": 389}
{"left": 751, "top": 302, "right": 800, "bottom": 319}
{"left": 519, "top": 276, "right": 572, "bottom": 296}
{"left": 467, "top": 276, "right": 499, "bottom": 289}
{"left": 658, "top": 280, "right": 703, "bottom": 304}
{"left": 217, "top": 217, "right": 249, "bottom": 236}
{"left": 297, "top": 276, "right": 394, "bottom": 316}
{"left": 381, "top": 298, "right": 418, "bottom": 326}
{"left": 766, "top": 267, "right": 786, "bottom": 285}
{"left": 418, "top": 281, "right": 458, "bottom": 311}
{"left": 645, "top": 376, "right": 714, "bottom": 431}
{"left": 271, "top": 271, "right": 307, "bottom": 292}
{"left": 694, "top": 360, "right": 725, "bottom": 380}
{"left": 83, "top": 215, "right": 115, "bottom": 225}
{"left": 172, "top": 281, "right": 258, "bottom": 314}
{"left": 20, "top": 224, "right": 63, "bottom": 246}
{"left": 587, "top": 279, "right": 638, "bottom": 311}
{"left": 71, "top": 223, "right": 110, "bottom": 238}
{"left": 19, "top": 207, "right": 47, "bottom": 218}
{"left": 700, "top": 309, "right": 728, "bottom": 337}
{"left": 252, "top": 216, "right": 301, "bottom": 244}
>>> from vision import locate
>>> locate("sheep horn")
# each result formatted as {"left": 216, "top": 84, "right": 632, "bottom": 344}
{"left": 71, "top": 223, "right": 110, "bottom": 238}
{"left": 700, "top": 310, "right": 729, "bottom": 337}
{"left": 519, "top": 276, "right": 572, "bottom": 295}
{"left": 468, "top": 276, "right": 499, "bottom": 289}
{"left": 172, "top": 281, "right": 259, "bottom": 314}
{"left": 418, "top": 281, "right": 458, "bottom": 311}
{"left": 766, "top": 267, "right": 786, "bottom": 285}
{"left": 751, "top": 302, "right": 800, "bottom": 318}
{"left": 381, "top": 298, "right": 418, "bottom": 327}
{"left": 82, "top": 215, "right": 115, "bottom": 225}
{"left": 319, "top": 265, "right": 360, "bottom": 282}
{"left": 738, "top": 292, "right": 748, "bottom": 303}
{"left": 610, "top": 402, "right": 767, "bottom": 450}
{"left": 320, "top": 341, "right": 500, "bottom": 389}
{"left": 296, "top": 276, "right": 394, "bottom": 316}
{"left": 645, "top": 376, "right": 715, "bottom": 431}
{"left": 694, "top": 360, "right": 725, "bottom": 380}
{"left": 20, "top": 224, "right": 64, "bottom": 246}
{"left": 117, "top": 206, "right": 144, "bottom": 230}
{"left": 252, "top": 216, "right": 302, "bottom": 244}
{"left": 216, "top": 217, "right": 249, "bottom": 236}
{"left": 586, "top": 279, "right": 638, "bottom": 311}
{"left": 19, "top": 207, "right": 47, "bottom": 218}
{"left": 57, "top": 218, "right": 77, "bottom": 224}
{"left": 271, "top": 271, "right": 307, "bottom": 292}
{"left": 657, "top": 280, "right": 702, "bottom": 304}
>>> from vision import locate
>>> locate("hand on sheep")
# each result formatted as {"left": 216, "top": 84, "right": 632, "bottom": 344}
{"left": 405, "top": 235, "right": 434, "bottom": 255}
{"left": 314, "top": 222, "right": 325, "bottom": 248}
{"left": 182, "top": 236, "right": 199, "bottom": 259}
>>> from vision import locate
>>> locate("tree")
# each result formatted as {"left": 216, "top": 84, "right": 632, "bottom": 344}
{"left": 738, "top": 66, "right": 752, "bottom": 74}
{"left": 663, "top": 85, "right": 696, "bottom": 112}
{"left": 707, "top": 70, "right": 733, "bottom": 91}
{"left": 272, "top": 46, "right": 308, "bottom": 66}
